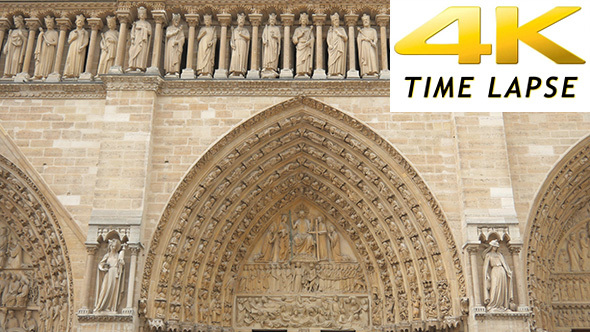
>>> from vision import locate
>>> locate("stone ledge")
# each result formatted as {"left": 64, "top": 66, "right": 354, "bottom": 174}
{"left": 77, "top": 312, "right": 134, "bottom": 322}
{"left": 0, "top": 77, "right": 390, "bottom": 98}
{"left": 474, "top": 310, "right": 532, "bottom": 320}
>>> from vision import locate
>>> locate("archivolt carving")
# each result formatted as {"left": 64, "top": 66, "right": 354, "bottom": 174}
{"left": 525, "top": 135, "right": 590, "bottom": 332}
{"left": 0, "top": 155, "right": 73, "bottom": 331}
{"left": 140, "top": 97, "right": 465, "bottom": 331}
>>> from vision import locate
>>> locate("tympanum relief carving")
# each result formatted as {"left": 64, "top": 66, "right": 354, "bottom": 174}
{"left": 236, "top": 204, "right": 370, "bottom": 330}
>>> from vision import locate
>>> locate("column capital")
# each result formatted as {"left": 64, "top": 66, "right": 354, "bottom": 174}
{"left": 312, "top": 13, "right": 327, "bottom": 25}
{"left": 375, "top": 13, "right": 390, "bottom": 27}
{"left": 87, "top": 17, "right": 104, "bottom": 31}
{"left": 56, "top": 17, "right": 72, "bottom": 31}
{"left": 151, "top": 10, "right": 168, "bottom": 25}
{"left": 344, "top": 13, "right": 358, "bottom": 27}
{"left": 508, "top": 243, "right": 523, "bottom": 254}
{"left": 24, "top": 17, "right": 41, "bottom": 31}
{"left": 280, "top": 13, "right": 295, "bottom": 26}
{"left": 464, "top": 243, "right": 482, "bottom": 254}
{"left": 85, "top": 243, "right": 100, "bottom": 255}
{"left": 248, "top": 13, "right": 263, "bottom": 27}
{"left": 116, "top": 10, "right": 132, "bottom": 25}
{"left": 217, "top": 13, "right": 232, "bottom": 26}
{"left": 128, "top": 242, "right": 144, "bottom": 254}
{"left": 0, "top": 18, "right": 11, "bottom": 30}
{"left": 184, "top": 13, "right": 200, "bottom": 27}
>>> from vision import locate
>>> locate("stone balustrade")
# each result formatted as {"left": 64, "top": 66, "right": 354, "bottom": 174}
{"left": 0, "top": 7, "right": 390, "bottom": 82}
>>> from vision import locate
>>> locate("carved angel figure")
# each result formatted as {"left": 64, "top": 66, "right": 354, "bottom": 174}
{"left": 483, "top": 240, "right": 513, "bottom": 312}
{"left": 94, "top": 238, "right": 126, "bottom": 313}
{"left": 97, "top": 16, "right": 119, "bottom": 75}
{"left": 2, "top": 15, "right": 27, "bottom": 78}
{"left": 164, "top": 13, "right": 185, "bottom": 76}
{"left": 63, "top": 15, "right": 89, "bottom": 78}
{"left": 229, "top": 13, "right": 250, "bottom": 77}
{"left": 128, "top": 6, "right": 152, "bottom": 72}
{"left": 33, "top": 16, "right": 58, "bottom": 79}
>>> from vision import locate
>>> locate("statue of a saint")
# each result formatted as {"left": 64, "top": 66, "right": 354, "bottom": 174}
{"left": 483, "top": 240, "right": 513, "bottom": 312}
{"left": 195, "top": 14, "right": 217, "bottom": 78}
{"left": 164, "top": 13, "right": 185, "bottom": 77}
{"left": 128, "top": 6, "right": 152, "bottom": 72}
{"left": 356, "top": 14, "right": 378, "bottom": 78}
{"left": 97, "top": 16, "right": 119, "bottom": 75}
{"left": 327, "top": 13, "right": 347, "bottom": 78}
{"left": 292, "top": 207, "right": 315, "bottom": 259}
{"left": 261, "top": 13, "right": 281, "bottom": 78}
{"left": 94, "top": 238, "right": 126, "bottom": 313}
{"left": 229, "top": 13, "right": 250, "bottom": 77}
{"left": 23, "top": 310, "right": 38, "bottom": 332}
{"left": 277, "top": 215, "right": 290, "bottom": 261}
{"left": 33, "top": 16, "right": 59, "bottom": 79}
{"left": 315, "top": 216, "right": 329, "bottom": 261}
{"left": 63, "top": 15, "right": 89, "bottom": 78}
{"left": 292, "top": 13, "right": 314, "bottom": 78}
{"left": 328, "top": 224, "right": 345, "bottom": 261}
{"left": 254, "top": 224, "right": 277, "bottom": 262}
{"left": 2, "top": 15, "right": 27, "bottom": 78}
{"left": 567, "top": 232, "right": 583, "bottom": 271}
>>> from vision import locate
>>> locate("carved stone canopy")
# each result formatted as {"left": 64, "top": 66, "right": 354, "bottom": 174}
{"left": 139, "top": 97, "right": 466, "bottom": 331}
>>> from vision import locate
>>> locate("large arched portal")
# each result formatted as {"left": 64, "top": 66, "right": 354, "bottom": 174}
{"left": 0, "top": 155, "right": 74, "bottom": 331}
{"left": 140, "top": 97, "right": 466, "bottom": 331}
{"left": 525, "top": 136, "right": 590, "bottom": 332}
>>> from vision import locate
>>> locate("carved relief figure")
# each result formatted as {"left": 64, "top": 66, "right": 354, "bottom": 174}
{"left": 567, "top": 232, "right": 583, "bottom": 271}
{"left": 7, "top": 235, "right": 22, "bottom": 268}
{"left": 63, "top": 15, "right": 89, "bottom": 78}
{"left": 128, "top": 6, "right": 152, "bottom": 72}
{"left": 292, "top": 13, "right": 314, "bottom": 78}
{"left": 277, "top": 216, "right": 290, "bottom": 261}
{"left": 261, "top": 13, "right": 281, "bottom": 78}
{"left": 33, "top": 16, "right": 58, "bottom": 79}
{"left": 94, "top": 238, "right": 126, "bottom": 313}
{"left": 483, "top": 240, "right": 513, "bottom": 312}
{"left": 292, "top": 207, "right": 315, "bottom": 259}
{"left": 2, "top": 15, "right": 27, "bottom": 78}
{"left": 581, "top": 228, "right": 590, "bottom": 271}
{"left": 4, "top": 309, "right": 19, "bottom": 329}
{"left": 0, "top": 226, "right": 8, "bottom": 267}
{"left": 229, "top": 13, "right": 250, "bottom": 77}
{"left": 315, "top": 216, "right": 330, "bottom": 261}
{"left": 97, "top": 16, "right": 119, "bottom": 75}
{"left": 254, "top": 224, "right": 277, "bottom": 262}
{"left": 327, "top": 13, "right": 347, "bottom": 78}
{"left": 164, "top": 13, "right": 185, "bottom": 77}
{"left": 328, "top": 224, "right": 345, "bottom": 261}
{"left": 196, "top": 14, "right": 217, "bottom": 78}
{"left": 356, "top": 14, "right": 378, "bottom": 78}
{"left": 23, "top": 310, "right": 37, "bottom": 332}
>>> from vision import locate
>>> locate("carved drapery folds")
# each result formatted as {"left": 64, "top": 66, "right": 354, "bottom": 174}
{"left": 525, "top": 136, "right": 590, "bottom": 332}
{"left": 0, "top": 2, "right": 390, "bottom": 81}
{"left": 139, "top": 97, "right": 466, "bottom": 332}
{"left": 0, "top": 155, "right": 73, "bottom": 331}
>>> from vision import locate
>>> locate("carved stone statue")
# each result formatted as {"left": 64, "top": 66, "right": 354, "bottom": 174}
{"left": 483, "top": 240, "right": 513, "bottom": 312}
{"left": 97, "top": 16, "right": 119, "bottom": 75}
{"left": 33, "top": 16, "right": 59, "bottom": 79}
{"left": 277, "top": 215, "right": 290, "bottom": 261}
{"left": 292, "top": 207, "right": 315, "bottom": 259}
{"left": 328, "top": 224, "right": 345, "bottom": 261}
{"left": 0, "top": 225, "right": 8, "bottom": 267}
{"left": 327, "top": 13, "right": 347, "bottom": 78}
{"left": 94, "top": 238, "right": 126, "bottom": 313}
{"left": 567, "top": 232, "right": 583, "bottom": 271}
{"left": 4, "top": 310, "right": 19, "bottom": 330}
{"left": 356, "top": 14, "right": 378, "bottom": 78}
{"left": 196, "top": 14, "right": 217, "bottom": 78}
{"left": 229, "top": 13, "right": 250, "bottom": 78}
{"left": 23, "top": 310, "right": 37, "bottom": 332}
{"left": 63, "top": 15, "right": 89, "bottom": 78}
{"left": 261, "top": 13, "right": 281, "bottom": 78}
{"left": 164, "top": 13, "right": 185, "bottom": 77}
{"left": 254, "top": 224, "right": 277, "bottom": 262}
{"left": 128, "top": 6, "right": 152, "bottom": 72}
{"left": 2, "top": 15, "right": 27, "bottom": 78}
{"left": 292, "top": 13, "right": 314, "bottom": 78}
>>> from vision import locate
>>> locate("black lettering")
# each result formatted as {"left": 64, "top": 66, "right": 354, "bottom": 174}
{"left": 406, "top": 77, "right": 422, "bottom": 98}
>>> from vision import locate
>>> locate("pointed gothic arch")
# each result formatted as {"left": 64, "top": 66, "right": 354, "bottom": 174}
{"left": 0, "top": 154, "right": 74, "bottom": 331}
{"left": 524, "top": 135, "right": 590, "bottom": 332}
{"left": 139, "top": 97, "right": 466, "bottom": 331}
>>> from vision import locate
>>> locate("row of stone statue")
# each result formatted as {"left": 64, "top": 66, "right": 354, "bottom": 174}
{"left": 236, "top": 295, "right": 369, "bottom": 329}
{"left": 1, "top": 310, "right": 37, "bottom": 332}
{"left": 557, "top": 224, "right": 590, "bottom": 272}
{"left": 551, "top": 276, "right": 590, "bottom": 302}
{"left": 1, "top": 9, "right": 388, "bottom": 81}
{"left": 0, "top": 272, "right": 32, "bottom": 308}
{"left": 554, "top": 307, "right": 590, "bottom": 327}
{"left": 238, "top": 263, "right": 366, "bottom": 294}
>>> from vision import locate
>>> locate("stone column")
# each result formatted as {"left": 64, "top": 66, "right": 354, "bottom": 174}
{"left": 46, "top": 17, "right": 71, "bottom": 82}
{"left": 110, "top": 11, "right": 131, "bottom": 74}
{"left": 122, "top": 244, "right": 141, "bottom": 314}
{"left": 375, "top": 14, "right": 389, "bottom": 79}
{"left": 246, "top": 13, "right": 263, "bottom": 79}
{"left": 181, "top": 13, "right": 199, "bottom": 79}
{"left": 147, "top": 10, "right": 167, "bottom": 75}
{"left": 77, "top": 244, "right": 99, "bottom": 314}
{"left": 214, "top": 13, "right": 232, "bottom": 79}
{"left": 509, "top": 244, "right": 528, "bottom": 310}
{"left": 344, "top": 14, "right": 360, "bottom": 79}
{"left": 0, "top": 19, "right": 11, "bottom": 60}
{"left": 466, "top": 244, "right": 483, "bottom": 308}
{"left": 79, "top": 18, "right": 103, "bottom": 81}
{"left": 279, "top": 13, "right": 294, "bottom": 79}
{"left": 312, "top": 14, "right": 326, "bottom": 79}
{"left": 14, "top": 18, "right": 40, "bottom": 82}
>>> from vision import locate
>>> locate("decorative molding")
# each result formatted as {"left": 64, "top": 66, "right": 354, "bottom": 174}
{"left": 0, "top": 82, "right": 106, "bottom": 99}
{"left": 77, "top": 313, "right": 134, "bottom": 323}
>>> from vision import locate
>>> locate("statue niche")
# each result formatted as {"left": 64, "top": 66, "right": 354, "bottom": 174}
{"left": 92, "top": 233, "right": 128, "bottom": 314}
{"left": 237, "top": 203, "right": 369, "bottom": 331}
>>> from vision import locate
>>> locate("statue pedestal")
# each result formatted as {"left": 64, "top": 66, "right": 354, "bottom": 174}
{"left": 146, "top": 66, "right": 162, "bottom": 76}
{"left": 346, "top": 69, "right": 360, "bottom": 79}
{"left": 469, "top": 310, "right": 532, "bottom": 332}
{"left": 181, "top": 68, "right": 195, "bottom": 79}
{"left": 45, "top": 72, "right": 62, "bottom": 82}
{"left": 79, "top": 72, "right": 94, "bottom": 81}
{"left": 77, "top": 312, "right": 136, "bottom": 332}
{"left": 246, "top": 69, "right": 260, "bottom": 79}
{"left": 312, "top": 69, "right": 326, "bottom": 80}
{"left": 13, "top": 72, "right": 31, "bottom": 83}
{"left": 279, "top": 68, "right": 293, "bottom": 79}
{"left": 213, "top": 69, "right": 228, "bottom": 79}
